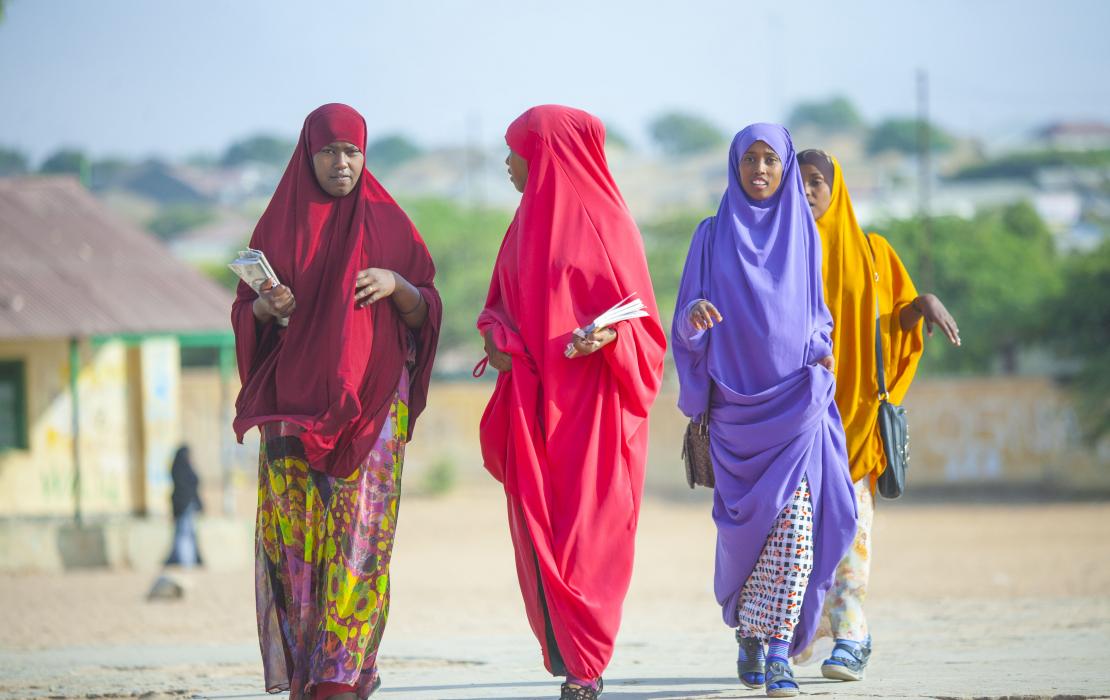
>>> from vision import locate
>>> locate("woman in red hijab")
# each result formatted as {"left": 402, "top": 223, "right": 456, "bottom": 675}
{"left": 232, "top": 103, "right": 441, "bottom": 700}
{"left": 477, "top": 105, "right": 667, "bottom": 700}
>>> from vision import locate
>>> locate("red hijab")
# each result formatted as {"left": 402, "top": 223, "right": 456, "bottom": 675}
{"left": 232, "top": 103, "right": 441, "bottom": 478}
{"left": 477, "top": 105, "right": 666, "bottom": 679}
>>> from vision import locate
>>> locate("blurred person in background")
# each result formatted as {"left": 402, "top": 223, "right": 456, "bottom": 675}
{"left": 476, "top": 105, "right": 666, "bottom": 700}
{"left": 796, "top": 149, "right": 959, "bottom": 682}
{"left": 165, "top": 444, "right": 203, "bottom": 567}
{"left": 232, "top": 103, "right": 442, "bottom": 700}
{"left": 672, "top": 124, "right": 857, "bottom": 698}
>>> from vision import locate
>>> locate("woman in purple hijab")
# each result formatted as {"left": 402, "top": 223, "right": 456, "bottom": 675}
{"left": 672, "top": 123, "right": 858, "bottom": 698}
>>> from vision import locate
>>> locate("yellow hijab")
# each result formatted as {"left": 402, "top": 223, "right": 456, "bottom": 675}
{"left": 814, "top": 155, "right": 924, "bottom": 484}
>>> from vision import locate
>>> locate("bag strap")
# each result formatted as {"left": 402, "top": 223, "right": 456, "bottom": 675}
{"left": 864, "top": 234, "right": 889, "bottom": 400}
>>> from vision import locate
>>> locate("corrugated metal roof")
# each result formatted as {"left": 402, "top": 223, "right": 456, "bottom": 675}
{"left": 0, "top": 176, "right": 234, "bottom": 340}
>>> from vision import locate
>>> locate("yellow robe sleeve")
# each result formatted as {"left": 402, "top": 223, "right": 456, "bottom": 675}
{"left": 870, "top": 234, "right": 924, "bottom": 407}
{"left": 839, "top": 232, "right": 927, "bottom": 483}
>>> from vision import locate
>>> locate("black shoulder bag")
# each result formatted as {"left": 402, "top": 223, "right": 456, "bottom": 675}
{"left": 868, "top": 235, "right": 910, "bottom": 499}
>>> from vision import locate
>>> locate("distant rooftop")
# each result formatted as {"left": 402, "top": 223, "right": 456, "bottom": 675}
{"left": 0, "top": 177, "right": 232, "bottom": 340}
{"left": 1037, "top": 121, "right": 1110, "bottom": 138}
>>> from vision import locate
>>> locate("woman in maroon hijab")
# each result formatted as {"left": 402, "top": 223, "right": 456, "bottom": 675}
{"left": 232, "top": 103, "right": 441, "bottom": 700}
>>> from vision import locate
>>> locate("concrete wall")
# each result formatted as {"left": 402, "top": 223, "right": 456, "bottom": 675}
{"left": 0, "top": 336, "right": 182, "bottom": 517}
{"left": 176, "top": 372, "right": 1110, "bottom": 513}
{"left": 179, "top": 367, "right": 258, "bottom": 517}
{"left": 903, "top": 377, "right": 1109, "bottom": 490}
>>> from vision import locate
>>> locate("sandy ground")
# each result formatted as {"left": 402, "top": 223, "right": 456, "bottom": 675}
{"left": 1, "top": 486, "right": 1109, "bottom": 699}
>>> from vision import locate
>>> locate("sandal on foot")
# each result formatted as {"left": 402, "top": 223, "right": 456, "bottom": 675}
{"left": 765, "top": 658, "right": 799, "bottom": 698}
{"left": 736, "top": 634, "right": 765, "bottom": 688}
{"left": 821, "top": 637, "right": 871, "bottom": 681}
{"left": 559, "top": 682, "right": 598, "bottom": 700}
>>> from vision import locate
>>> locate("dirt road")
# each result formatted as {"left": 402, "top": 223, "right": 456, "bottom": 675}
{"left": 2, "top": 487, "right": 1108, "bottom": 699}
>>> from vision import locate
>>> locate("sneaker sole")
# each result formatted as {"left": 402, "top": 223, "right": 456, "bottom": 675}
{"left": 766, "top": 688, "right": 800, "bottom": 698}
{"left": 821, "top": 663, "right": 864, "bottom": 681}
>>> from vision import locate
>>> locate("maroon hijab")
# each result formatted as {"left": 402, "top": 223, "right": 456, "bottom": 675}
{"left": 232, "top": 103, "right": 441, "bottom": 477}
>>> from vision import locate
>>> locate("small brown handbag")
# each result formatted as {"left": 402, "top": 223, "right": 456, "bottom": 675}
{"left": 681, "top": 413, "right": 715, "bottom": 489}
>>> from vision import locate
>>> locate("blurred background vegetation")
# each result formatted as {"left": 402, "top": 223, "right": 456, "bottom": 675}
{"left": 3, "top": 93, "right": 1107, "bottom": 440}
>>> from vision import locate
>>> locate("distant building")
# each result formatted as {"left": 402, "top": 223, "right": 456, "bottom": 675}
{"left": 168, "top": 215, "right": 255, "bottom": 266}
{"left": 93, "top": 160, "right": 279, "bottom": 207}
{"left": 1036, "top": 121, "right": 1110, "bottom": 151}
{"left": 0, "top": 177, "right": 233, "bottom": 518}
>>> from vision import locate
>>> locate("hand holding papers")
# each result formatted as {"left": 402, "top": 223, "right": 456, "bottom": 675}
{"left": 564, "top": 294, "right": 649, "bottom": 358}
{"left": 228, "top": 249, "right": 290, "bottom": 326}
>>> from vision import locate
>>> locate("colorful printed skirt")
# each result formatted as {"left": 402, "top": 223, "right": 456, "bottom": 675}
{"left": 736, "top": 477, "right": 815, "bottom": 643}
{"left": 254, "top": 369, "right": 409, "bottom": 700}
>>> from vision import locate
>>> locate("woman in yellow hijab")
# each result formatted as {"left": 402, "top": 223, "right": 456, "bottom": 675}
{"left": 797, "top": 149, "right": 959, "bottom": 682}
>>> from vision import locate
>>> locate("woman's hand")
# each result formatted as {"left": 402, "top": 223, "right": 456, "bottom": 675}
{"left": 253, "top": 280, "right": 295, "bottom": 323}
{"left": 356, "top": 267, "right": 429, "bottom": 329}
{"left": 484, "top": 329, "right": 512, "bottom": 372}
{"left": 689, "top": 300, "right": 723, "bottom": 331}
{"left": 816, "top": 355, "right": 834, "bottom": 372}
{"left": 568, "top": 326, "right": 617, "bottom": 358}
{"left": 902, "top": 293, "right": 960, "bottom": 346}
{"left": 355, "top": 268, "right": 397, "bottom": 307}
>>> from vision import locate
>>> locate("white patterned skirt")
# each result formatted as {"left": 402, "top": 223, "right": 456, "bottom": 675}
{"left": 736, "top": 478, "right": 815, "bottom": 642}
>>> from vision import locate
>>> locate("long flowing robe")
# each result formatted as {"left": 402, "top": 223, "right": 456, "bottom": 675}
{"left": 671, "top": 123, "right": 857, "bottom": 656}
{"left": 230, "top": 103, "right": 441, "bottom": 698}
{"left": 816, "top": 156, "right": 923, "bottom": 484}
{"left": 477, "top": 105, "right": 666, "bottom": 679}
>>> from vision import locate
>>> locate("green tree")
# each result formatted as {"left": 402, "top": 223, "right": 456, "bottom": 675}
{"left": 39, "top": 148, "right": 88, "bottom": 176}
{"left": 649, "top": 112, "right": 726, "bottom": 157}
{"left": 399, "top": 198, "right": 513, "bottom": 357}
{"left": 867, "top": 118, "right": 954, "bottom": 155}
{"left": 953, "top": 149, "right": 1110, "bottom": 182}
{"left": 639, "top": 209, "right": 707, "bottom": 327}
{"left": 882, "top": 201, "right": 1061, "bottom": 374}
{"left": 0, "top": 146, "right": 28, "bottom": 176}
{"left": 787, "top": 96, "right": 865, "bottom": 133}
{"left": 146, "top": 204, "right": 217, "bottom": 240}
{"left": 88, "top": 157, "right": 131, "bottom": 189}
{"left": 1045, "top": 239, "right": 1110, "bottom": 441}
{"left": 603, "top": 123, "right": 631, "bottom": 151}
{"left": 222, "top": 134, "right": 295, "bottom": 168}
{"left": 365, "top": 134, "right": 422, "bottom": 172}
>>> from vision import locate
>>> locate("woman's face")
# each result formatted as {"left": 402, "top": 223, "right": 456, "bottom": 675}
{"left": 738, "top": 140, "right": 783, "bottom": 201}
{"left": 312, "top": 141, "right": 365, "bottom": 197}
{"left": 800, "top": 164, "right": 833, "bottom": 220}
{"left": 505, "top": 150, "right": 528, "bottom": 193}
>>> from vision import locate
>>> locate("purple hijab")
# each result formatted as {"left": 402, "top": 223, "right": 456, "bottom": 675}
{"left": 672, "top": 123, "right": 857, "bottom": 654}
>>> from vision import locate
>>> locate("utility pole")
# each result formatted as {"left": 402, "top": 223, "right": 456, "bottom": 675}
{"left": 70, "top": 337, "right": 82, "bottom": 524}
{"left": 916, "top": 68, "right": 934, "bottom": 291}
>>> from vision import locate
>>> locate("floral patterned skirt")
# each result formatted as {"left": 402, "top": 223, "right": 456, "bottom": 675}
{"left": 254, "top": 370, "right": 409, "bottom": 699}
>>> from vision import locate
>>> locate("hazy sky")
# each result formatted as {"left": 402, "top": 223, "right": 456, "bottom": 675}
{"left": 3, "top": 0, "right": 1109, "bottom": 162}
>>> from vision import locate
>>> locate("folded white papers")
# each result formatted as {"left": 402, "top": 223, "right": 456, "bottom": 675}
{"left": 565, "top": 293, "right": 649, "bottom": 358}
